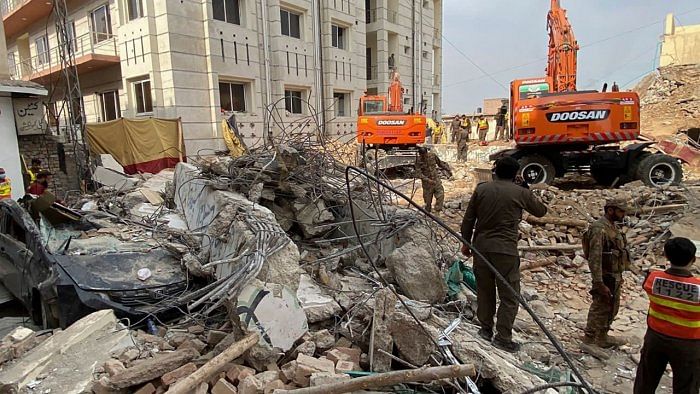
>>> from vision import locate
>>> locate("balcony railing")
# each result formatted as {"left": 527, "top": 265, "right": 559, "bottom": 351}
{"left": 10, "top": 31, "right": 118, "bottom": 80}
{"left": 0, "top": 0, "right": 25, "bottom": 17}
{"left": 365, "top": 8, "right": 398, "bottom": 24}
{"left": 366, "top": 65, "right": 379, "bottom": 81}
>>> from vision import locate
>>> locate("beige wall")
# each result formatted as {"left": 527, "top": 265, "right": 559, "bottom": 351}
{"left": 660, "top": 13, "right": 700, "bottom": 67}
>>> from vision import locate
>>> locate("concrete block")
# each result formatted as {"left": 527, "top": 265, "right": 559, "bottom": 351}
{"left": 309, "top": 372, "right": 351, "bottom": 387}
{"left": 263, "top": 379, "right": 285, "bottom": 394}
{"left": 103, "top": 359, "right": 126, "bottom": 377}
{"left": 226, "top": 364, "right": 256, "bottom": 384}
{"left": 335, "top": 360, "right": 359, "bottom": 372}
{"left": 133, "top": 382, "right": 156, "bottom": 394}
{"left": 93, "top": 166, "right": 139, "bottom": 190}
{"left": 212, "top": 378, "right": 238, "bottom": 394}
{"left": 238, "top": 375, "right": 263, "bottom": 394}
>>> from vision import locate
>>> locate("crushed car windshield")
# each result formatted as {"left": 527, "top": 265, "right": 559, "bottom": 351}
{"left": 40, "top": 217, "right": 154, "bottom": 255}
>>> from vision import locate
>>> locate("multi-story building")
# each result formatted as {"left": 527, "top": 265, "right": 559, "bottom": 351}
{"left": 3, "top": 0, "right": 442, "bottom": 154}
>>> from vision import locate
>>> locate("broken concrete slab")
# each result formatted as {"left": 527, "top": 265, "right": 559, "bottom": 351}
{"left": 369, "top": 288, "right": 396, "bottom": 373}
{"left": 237, "top": 280, "right": 308, "bottom": 352}
{"left": 296, "top": 274, "right": 342, "bottom": 323}
{"left": 293, "top": 199, "right": 336, "bottom": 238}
{"left": 174, "top": 163, "right": 303, "bottom": 291}
{"left": 93, "top": 166, "right": 139, "bottom": 191}
{"left": 389, "top": 312, "right": 437, "bottom": 366}
{"left": 0, "top": 310, "right": 130, "bottom": 394}
{"left": 385, "top": 242, "right": 447, "bottom": 304}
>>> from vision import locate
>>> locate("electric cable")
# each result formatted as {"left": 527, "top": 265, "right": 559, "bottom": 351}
{"left": 344, "top": 165, "right": 597, "bottom": 394}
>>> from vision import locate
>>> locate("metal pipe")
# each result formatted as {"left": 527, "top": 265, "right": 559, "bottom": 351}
{"left": 260, "top": 0, "right": 273, "bottom": 144}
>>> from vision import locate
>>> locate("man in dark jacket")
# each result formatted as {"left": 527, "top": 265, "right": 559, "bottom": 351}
{"left": 461, "top": 157, "right": 547, "bottom": 352}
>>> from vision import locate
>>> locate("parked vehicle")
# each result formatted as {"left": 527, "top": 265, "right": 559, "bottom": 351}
{"left": 0, "top": 199, "right": 199, "bottom": 328}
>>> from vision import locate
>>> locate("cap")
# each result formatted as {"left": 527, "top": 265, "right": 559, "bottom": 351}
{"left": 0, "top": 168, "right": 5, "bottom": 175}
{"left": 605, "top": 198, "right": 632, "bottom": 211}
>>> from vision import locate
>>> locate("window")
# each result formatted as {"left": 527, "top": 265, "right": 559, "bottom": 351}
{"left": 280, "top": 9, "right": 301, "bottom": 39}
{"left": 100, "top": 91, "right": 120, "bottom": 121}
{"left": 333, "top": 92, "right": 348, "bottom": 117}
{"left": 133, "top": 80, "right": 152, "bottom": 114}
{"left": 35, "top": 35, "right": 50, "bottom": 66}
{"left": 219, "top": 82, "right": 246, "bottom": 112}
{"left": 363, "top": 99, "right": 384, "bottom": 114}
{"left": 127, "top": 0, "right": 144, "bottom": 20}
{"left": 66, "top": 21, "right": 77, "bottom": 53}
{"left": 331, "top": 24, "right": 345, "bottom": 49}
{"left": 284, "top": 90, "right": 303, "bottom": 114}
{"left": 213, "top": 0, "right": 240, "bottom": 24}
{"left": 422, "top": 50, "right": 428, "bottom": 59}
{"left": 90, "top": 4, "right": 112, "bottom": 43}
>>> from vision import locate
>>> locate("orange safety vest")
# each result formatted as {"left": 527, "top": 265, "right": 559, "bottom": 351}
{"left": 0, "top": 178, "right": 11, "bottom": 200}
{"left": 643, "top": 270, "right": 700, "bottom": 340}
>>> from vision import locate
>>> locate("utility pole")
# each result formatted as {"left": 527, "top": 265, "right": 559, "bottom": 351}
{"left": 53, "top": 0, "right": 91, "bottom": 187}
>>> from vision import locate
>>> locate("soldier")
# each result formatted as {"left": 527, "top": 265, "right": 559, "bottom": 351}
{"left": 415, "top": 146, "right": 451, "bottom": 213}
{"left": 450, "top": 115, "right": 461, "bottom": 143}
{"left": 461, "top": 157, "right": 547, "bottom": 352}
{"left": 583, "top": 198, "right": 633, "bottom": 348}
{"left": 456, "top": 117, "right": 470, "bottom": 161}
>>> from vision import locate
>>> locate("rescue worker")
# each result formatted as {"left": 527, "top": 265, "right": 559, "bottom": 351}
{"left": 0, "top": 168, "right": 11, "bottom": 200}
{"left": 495, "top": 102, "right": 508, "bottom": 141}
{"left": 477, "top": 116, "right": 489, "bottom": 143}
{"left": 415, "top": 146, "right": 450, "bottom": 213}
{"left": 460, "top": 115, "right": 471, "bottom": 138}
{"left": 633, "top": 237, "right": 699, "bottom": 394}
{"left": 583, "top": 199, "right": 632, "bottom": 348}
{"left": 461, "top": 157, "right": 547, "bottom": 352}
{"left": 456, "top": 118, "right": 470, "bottom": 162}
{"left": 26, "top": 170, "right": 51, "bottom": 196}
{"left": 425, "top": 117, "right": 436, "bottom": 144}
{"left": 432, "top": 121, "right": 444, "bottom": 144}
{"left": 27, "top": 158, "right": 42, "bottom": 183}
{"left": 450, "top": 116, "right": 462, "bottom": 144}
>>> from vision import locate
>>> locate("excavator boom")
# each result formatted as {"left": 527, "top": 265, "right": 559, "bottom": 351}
{"left": 546, "top": 0, "right": 579, "bottom": 92}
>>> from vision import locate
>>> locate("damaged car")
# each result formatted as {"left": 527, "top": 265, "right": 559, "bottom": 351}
{"left": 0, "top": 198, "right": 202, "bottom": 328}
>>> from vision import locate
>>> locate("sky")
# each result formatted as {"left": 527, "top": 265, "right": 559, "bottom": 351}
{"left": 441, "top": 0, "right": 700, "bottom": 114}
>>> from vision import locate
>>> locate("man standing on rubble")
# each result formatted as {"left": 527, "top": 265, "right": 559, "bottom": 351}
{"left": 415, "top": 145, "right": 450, "bottom": 214}
{"left": 460, "top": 157, "right": 547, "bottom": 352}
{"left": 583, "top": 199, "right": 632, "bottom": 348}
{"left": 450, "top": 115, "right": 461, "bottom": 144}
{"left": 456, "top": 118, "right": 470, "bottom": 162}
{"left": 633, "top": 237, "right": 700, "bottom": 394}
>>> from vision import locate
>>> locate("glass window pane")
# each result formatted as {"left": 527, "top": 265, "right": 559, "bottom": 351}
{"left": 225, "top": 0, "right": 240, "bottom": 24}
{"left": 219, "top": 82, "right": 232, "bottom": 111}
{"left": 292, "top": 91, "right": 302, "bottom": 114}
{"left": 91, "top": 5, "right": 111, "bottom": 42}
{"left": 135, "top": 82, "right": 145, "bottom": 113}
{"left": 290, "top": 13, "right": 300, "bottom": 38}
{"left": 128, "top": 0, "right": 142, "bottom": 20}
{"left": 231, "top": 84, "right": 245, "bottom": 112}
{"left": 213, "top": 0, "right": 225, "bottom": 21}
{"left": 338, "top": 27, "right": 344, "bottom": 49}
{"left": 143, "top": 80, "right": 152, "bottom": 112}
{"left": 280, "top": 10, "right": 289, "bottom": 36}
{"left": 284, "top": 91, "right": 292, "bottom": 113}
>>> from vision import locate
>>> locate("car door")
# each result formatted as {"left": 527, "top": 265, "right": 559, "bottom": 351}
{"left": 0, "top": 206, "right": 35, "bottom": 307}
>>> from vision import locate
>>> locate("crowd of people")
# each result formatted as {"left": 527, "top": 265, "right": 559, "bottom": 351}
{"left": 426, "top": 101, "right": 511, "bottom": 149}
{"left": 0, "top": 158, "right": 54, "bottom": 201}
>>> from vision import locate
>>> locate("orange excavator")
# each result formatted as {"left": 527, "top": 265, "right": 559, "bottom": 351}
{"left": 494, "top": 0, "right": 683, "bottom": 187}
{"left": 356, "top": 71, "right": 427, "bottom": 169}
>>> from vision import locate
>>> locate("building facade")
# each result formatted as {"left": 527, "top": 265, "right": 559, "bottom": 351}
{"left": 660, "top": 13, "right": 700, "bottom": 68}
{"left": 3, "top": 0, "right": 442, "bottom": 154}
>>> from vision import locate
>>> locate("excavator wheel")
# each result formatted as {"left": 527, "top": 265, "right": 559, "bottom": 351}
{"left": 636, "top": 154, "right": 683, "bottom": 187}
{"left": 518, "top": 155, "right": 555, "bottom": 185}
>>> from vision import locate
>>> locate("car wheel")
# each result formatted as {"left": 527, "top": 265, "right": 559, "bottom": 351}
{"left": 637, "top": 154, "right": 683, "bottom": 187}
{"left": 519, "top": 155, "right": 555, "bottom": 185}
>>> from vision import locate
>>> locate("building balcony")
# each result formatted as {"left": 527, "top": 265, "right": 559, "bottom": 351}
{"left": 10, "top": 31, "right": 119, "bottom": 83}
{"left": 1, "top": 0, "right": 54, "bottom": 38}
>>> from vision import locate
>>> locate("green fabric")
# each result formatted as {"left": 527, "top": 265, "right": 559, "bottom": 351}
{"left": 445, "top": 260, "right": 476, "bottom": 297}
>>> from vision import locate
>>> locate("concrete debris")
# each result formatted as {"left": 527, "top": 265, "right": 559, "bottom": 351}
{"left": 296, "top": 274, "right": 342, "bottom": 323}
{"left": 385, "top": 242, "right": 448, "bottom": 303}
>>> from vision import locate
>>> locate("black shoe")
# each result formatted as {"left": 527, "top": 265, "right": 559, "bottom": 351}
{"left": 493, "top": 338, "right": 521, "bottom": 353}
{"left": 477, "top": 328, "right": 492, "bottom": 341}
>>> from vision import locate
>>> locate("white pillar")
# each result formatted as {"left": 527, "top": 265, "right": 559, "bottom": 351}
{"left": 0, "top": 96, "right": 25, "bottom": 199}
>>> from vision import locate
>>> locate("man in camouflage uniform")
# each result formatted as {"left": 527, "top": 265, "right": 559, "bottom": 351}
{"left": 584, "top": 198, "right": 633, "bottom": 348}
{"left": 456, "top": 117, "right": 470, "bottom": 162}
{"left": 415, "top": 146, "right": 451, "bottom": 213}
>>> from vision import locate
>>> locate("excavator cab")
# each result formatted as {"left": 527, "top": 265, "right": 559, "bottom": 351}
{"left": 358, "top": 96, "right": 388, "bottom": 116}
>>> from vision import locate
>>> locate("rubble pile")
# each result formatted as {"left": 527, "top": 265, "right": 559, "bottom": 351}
{"left": 635, "top": 64, "right": 700, "bottom": 137}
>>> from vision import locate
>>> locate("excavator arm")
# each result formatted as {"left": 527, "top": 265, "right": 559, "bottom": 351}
{"left": 546, "top": 0, "right": 579, "bottom": 92}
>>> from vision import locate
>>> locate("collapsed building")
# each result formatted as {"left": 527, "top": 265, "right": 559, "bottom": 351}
{"left": 0, "top": 117, "right": 697, "bottom": 394}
